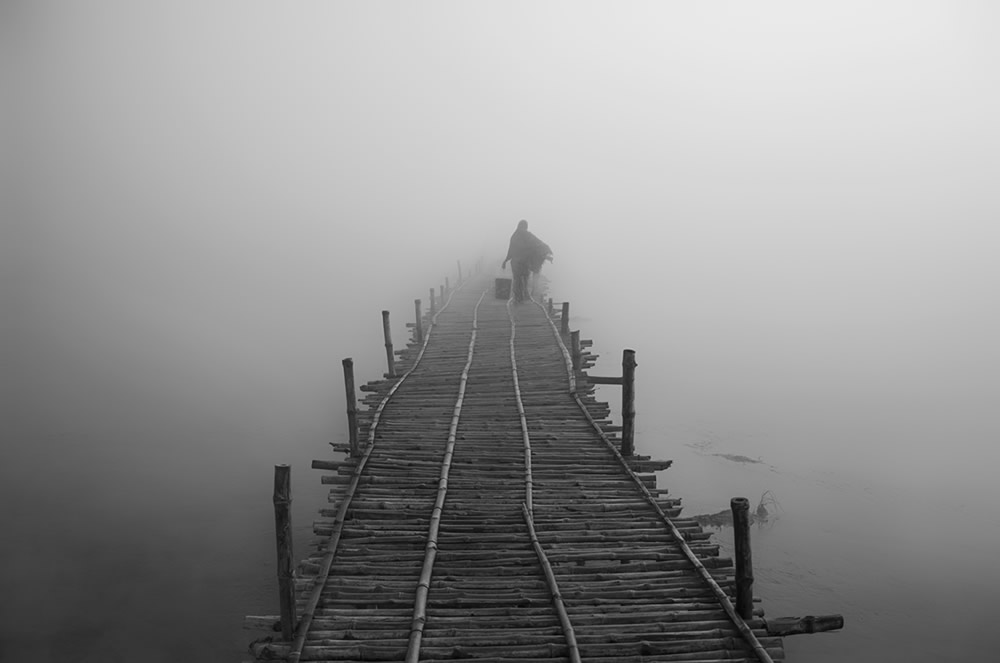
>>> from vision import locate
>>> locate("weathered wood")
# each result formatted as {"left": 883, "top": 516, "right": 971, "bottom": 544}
{"left": 561, "top": 301, "right": 570, "bottom": 336}
{"left": 381, "top": 310, "right": 396, "bottom": 378}
{"left": 413, "top": 299, "right": 423, "bottom": 344}
{"left": 429, "top": 288, "right": 436, "bottom": 316}
{"left": 342, "top": 358, "right": 359, "bottom": 457}
{"left": 570, "top": 330, "right": 581, "bottom": 372}
{"left": 621, "top": 349, "right": 636, "bottom": 457}
{"left": 272, "top": 464, "right": 296, "bottom": 640}
{"left": 732, "top": 497, "right": 754, "bottom": 619}
{"left": 249, "top": 272, "right": 794, "bottom": 663}
{"left": 588, "top": 375, "right": 623, "bottom": 385}
{"left": 765, "top": 614, "right": 844, "bottom": 636}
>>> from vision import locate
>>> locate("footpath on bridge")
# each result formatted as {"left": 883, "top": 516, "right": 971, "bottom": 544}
{"left": 247, "top": 271, "right": 798, "bottom": 663}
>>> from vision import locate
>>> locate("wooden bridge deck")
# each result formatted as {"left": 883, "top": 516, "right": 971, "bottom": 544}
{"left": 249, "top": 273, "right": 785, "bottom": 663}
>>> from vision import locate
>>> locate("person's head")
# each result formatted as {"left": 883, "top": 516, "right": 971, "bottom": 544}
{"left": 517, "top": 219, "right": 528, "bottom": 231}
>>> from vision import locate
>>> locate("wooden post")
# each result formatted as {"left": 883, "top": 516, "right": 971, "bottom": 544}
{"left": 413, "top": 299, "right": 423, "bottom": 345}
{"left": 272, "top": 464, "right": 296, "bottom": 640}
{"left": 445, "top": 276, "right": 450, "bottom": 295}
{"left": 342, "top": 358, "right": 359, "bottom": 457}
{"left": 429, "top": 288, "right": 436, "bottom": 316}
{"left": 548, "top": 298, "right": 554, "bottom": 316}
{"left": 457, "top": 260, "right": 462, "bottom": 284}
{"left": 560, "top": 302, "right": 570, "bottom": 336}
{"left": 439, "top": 284, "right": 444, "bottom": 303}
{"left": 621, "top": 349, "right": 636, "bottom": 456}
{"left": 381, "top": 310, "right": 395, "bottom": 378}
{"left": 731, "top": 496, "right": 754, "bottom": 619}
{"left": 570, "top": 331, "right": 581, "bottom": 372}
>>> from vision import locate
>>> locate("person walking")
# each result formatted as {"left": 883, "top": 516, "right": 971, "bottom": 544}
{"left": 502, "top": 220, "right": 552, "bottom": 303}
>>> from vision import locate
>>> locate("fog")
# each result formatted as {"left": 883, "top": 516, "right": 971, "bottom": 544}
{"left": 3, "top": 2, "right": 999, "bottom": 661}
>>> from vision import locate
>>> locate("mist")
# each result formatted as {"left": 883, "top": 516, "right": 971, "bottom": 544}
{"left": 3, "top": 2, "right": 999, "bottom": 661}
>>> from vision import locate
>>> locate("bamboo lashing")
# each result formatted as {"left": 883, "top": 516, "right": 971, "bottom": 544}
{"left": 285, "top": 279, "right": 468, "bottom": 663}
{"left": 533, "top": 297, "right": 776, "bottom": 663}
{"left": 405, "top": 289, "right": 488, "bottom": 663}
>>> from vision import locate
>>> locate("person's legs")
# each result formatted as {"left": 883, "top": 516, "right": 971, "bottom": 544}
{"left": 512, "top": 262, "right": 529, "bottom": 302}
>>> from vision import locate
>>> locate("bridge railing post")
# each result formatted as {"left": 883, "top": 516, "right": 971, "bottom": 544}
{"left": 560, "top": 302, "right": 570, "bottom": 336}
{"left": 548, "top": 298, "right": 554, "bottom": 316}
{"left": 731, "top": 497, "right": 754, "bottom": 619}
{"left": 621, "top": 349, "right": 636, "bottom": 456}
{"left": 429, "top": 288, "right": 436, "bottom": 316}
{"left": 342, "top": 358, "right": 359, "bottom": 457}
{"left": 382, "top": 310, "right": 396, "bottom": 378}
{"left": 272, "top": 464, "right": 296, "bottom": 640}
{"left": 570, "top": 331, "right": 581, "bottom": 372}
{"left": 440, "top": 284, "right": 445, "bottom": 303}
{"left": 414, "top": 299, "right": 423, "bottom": 345}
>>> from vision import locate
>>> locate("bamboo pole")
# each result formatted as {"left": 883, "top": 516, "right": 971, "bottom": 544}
{"left": 381, "top": 310, "right": 396, "bottom": 378}
{"left": 521, "top": 503, "right": 581, "bottom": 663}
{"left": 342, "top": 358, "right": 359, "bottom": 457}
{"left": 621, "top": 349, "right": 636, "bottom": 457}
{"left": 413, "top": 299, "right": 423, "bottom": 345}
{"left": 731, "top": 497, "right": 753, "bottom": 619}
{"left": 272, "top": 464, "right": 296, "bottom": 640}
{"left": 406, "top": 290, "right": 488, "bottom": 663}
{"left": 505, "top": 297, "right": 533, "bottom": 515}
{"left": 560, "top": 301, "right": 570, "bottom": 336}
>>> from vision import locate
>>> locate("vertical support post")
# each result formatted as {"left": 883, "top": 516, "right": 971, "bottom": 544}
{"left": 381, "top": 310, "right": 396, "bottom": 378}
{"left": 731, "top": 497, "right": 754, "bottom": 619}
{"left": 621, "top": 349, "right": 636, "bottom": 456}
{"left": 560, "top": 302, "right": 570, "bottom": 336}
{"left": 413, "top": 299, "right": 423, "bottom": 345}
{"left": 445, "top": 276, "right": 450, "bottom": 295}
{"left": 429, "top": 288, "right": 436, "bottom": 316}
{"left": 548, "top": 298, "right": 554, "bottom": 316}
{"left": 570, "top": 330, "right": 581, "bottom": 372}
{"left": 440, "top": 284, "right": 445, "bottom": 303}
{"left": 272, "top": 464, "right": 296, "bottom": 640}
{"left": 342, "top": 358, "right": 359, "bottom": 457}
{"left": 457, "top": 260, "right": 462, "bottom": 284}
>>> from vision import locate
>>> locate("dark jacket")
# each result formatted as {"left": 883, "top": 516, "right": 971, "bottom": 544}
{"left": 504, "top": 227, "right": 552, "bottom": 274}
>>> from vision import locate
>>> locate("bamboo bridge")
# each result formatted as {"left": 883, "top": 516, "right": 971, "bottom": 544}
{"left": 245, "top": 264, "right": 842, "bottom": 662}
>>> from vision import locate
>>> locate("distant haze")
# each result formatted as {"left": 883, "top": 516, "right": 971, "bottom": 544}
{"left": 3, "top": 2, "right": 999, "bottom": 662}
